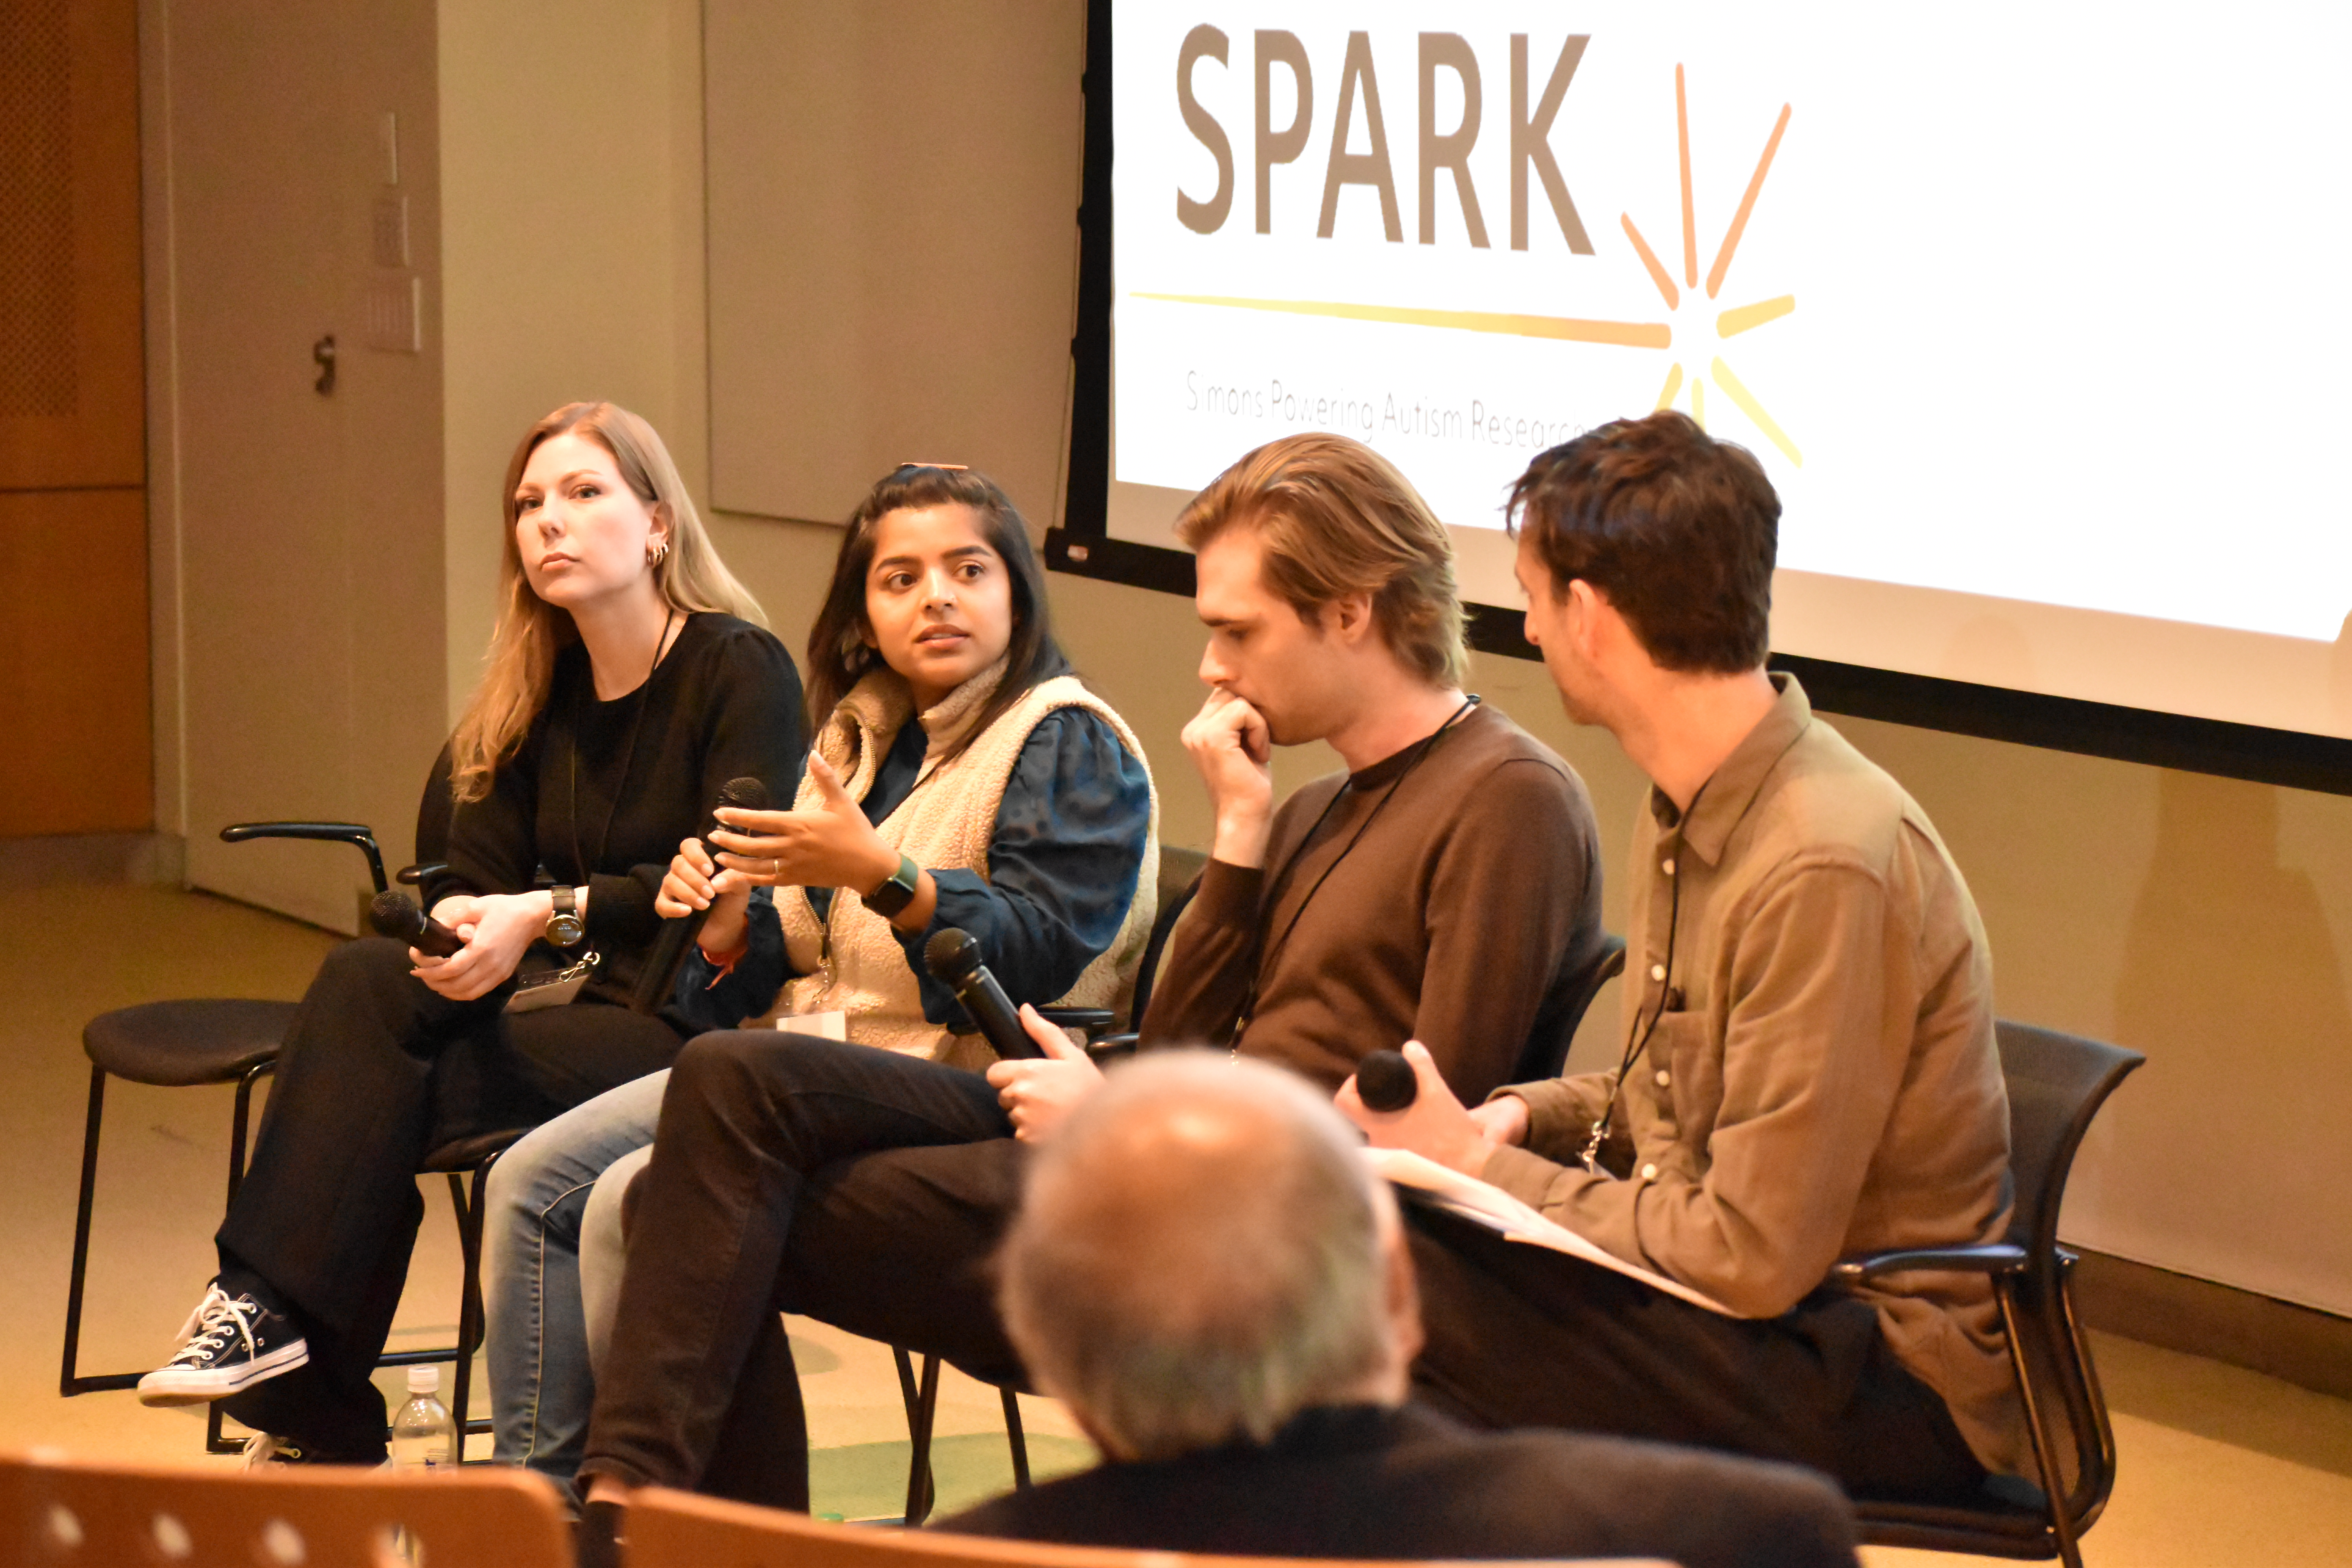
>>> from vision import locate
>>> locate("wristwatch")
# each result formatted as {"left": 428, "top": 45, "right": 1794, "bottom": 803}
{"left": 862, "top": 853, "right": 922, "bottom": 920}
{"left": 546, "top": 885, "right": 586, "bottom": 948}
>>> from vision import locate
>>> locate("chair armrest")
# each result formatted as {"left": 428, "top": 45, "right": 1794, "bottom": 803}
{"left": 1082, "top": 1033, "right": 1139, "bottom": 1065}
{"left": 397, "top": 861, "right": 448, "bottom": 887}
{"left": 1036, "top": 1006, "right": 1117, "bottom": 1040}
{"left": 221, "top": 822, "right": 388, "bottom": 894}
{"left": 1829, "top": 1243, "right": 2029, "bottom": 1284}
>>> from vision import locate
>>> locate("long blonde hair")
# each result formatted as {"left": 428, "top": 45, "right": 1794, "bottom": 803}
{"left": 448, "top": 401, "right": 767, "bottom": 803}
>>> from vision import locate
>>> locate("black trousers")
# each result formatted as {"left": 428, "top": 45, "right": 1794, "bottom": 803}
{"left": 582, "top": 1031, "right": 1026, "bottom": 1508}
{"left": 581, "top": 1029, "right": 1987, "bottom": 1510}
{"left": 214, "top": 937, "right": 682, "bottom": 1455}
{"left": 1405, "top": 1205, "right": 1990, "bottom": 1502}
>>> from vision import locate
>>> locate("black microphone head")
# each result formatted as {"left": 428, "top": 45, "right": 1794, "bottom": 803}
{"left": 717, "top": 776, "right": 771, "bottom": 811}
{"left": 1356, "top": 1049, "right": 1418, "bottom": 1113}
{"left": 367, "top": 890, "right": 424, "bottom": 940}
{"left": 924, "top": 927, "right": 983, "bottom": 984}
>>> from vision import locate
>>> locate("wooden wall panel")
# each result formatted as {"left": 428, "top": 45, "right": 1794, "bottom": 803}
{"left": 0, "top": 0, "right": 145, "bottom": 491}
{"left": 0, "top": 487, "right": 151, "bottom": 832}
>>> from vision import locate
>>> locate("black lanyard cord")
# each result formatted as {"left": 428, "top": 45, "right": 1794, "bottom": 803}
{"left": 1581, "top": 807, "right": 1694, "bottom": 1174}
{"left": 567, "top": 607, "right": 680, "bottom": 884}
{"left": 1229, "top": 694, "right": 1481, "bottom": 1050}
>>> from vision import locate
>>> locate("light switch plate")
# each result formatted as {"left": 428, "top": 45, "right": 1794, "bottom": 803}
{"left": 365, "top": 274, "right": 421, "bottom": 354}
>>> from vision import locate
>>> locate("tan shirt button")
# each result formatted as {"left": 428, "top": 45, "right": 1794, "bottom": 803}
{"left": 1641, "top": 1162, "right": 1660, "bottom": 1181}
{"left": 1662, "top": 858, "right": 1675, "bottom": 875}
{"left": 1654, "top": 1069, "right": 1671, "bottom": 1087}
{"left": 1649, "top": 962, "right": 1667, "bottom": 982}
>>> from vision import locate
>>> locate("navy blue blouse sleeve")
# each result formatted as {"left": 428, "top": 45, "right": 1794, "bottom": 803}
{"left": 895, "top": 708, "right": 1153, "bottom": 1028}
{"left": 670, "top": 886, "right": 789, "bottom": 1034}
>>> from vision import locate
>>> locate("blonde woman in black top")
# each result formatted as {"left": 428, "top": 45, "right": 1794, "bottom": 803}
{"left": 134, "top": 401, "right": 805, "bottom": 1465}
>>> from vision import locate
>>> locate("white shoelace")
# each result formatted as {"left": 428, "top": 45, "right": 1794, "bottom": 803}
{"left": 169, "top": 1285, "right": 262, "bottom": 1366}
{"left": 240, "top": 1432, "right": 302, "bottom": 1469}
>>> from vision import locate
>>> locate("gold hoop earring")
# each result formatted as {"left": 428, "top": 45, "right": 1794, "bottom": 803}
{"left": 647, "top": 539, "right": 668, "bottom": 566}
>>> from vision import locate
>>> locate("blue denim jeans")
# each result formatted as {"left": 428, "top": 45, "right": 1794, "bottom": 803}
{"left": 483, "top": 1068, "right": 667, "bottom": 1492}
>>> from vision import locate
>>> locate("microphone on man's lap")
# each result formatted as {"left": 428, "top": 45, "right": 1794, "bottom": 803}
{"left": 1354, "top": 1048, "right": 1418, "bottom": 1112}
{"left": 924, "top": 927, "right": 1046, "bottom": 1060}
{"left": 368, "top": 890, "right": 465, "bottom": 958}
{"left": 630, "top": 775, "right": 773, "bottom": 1015}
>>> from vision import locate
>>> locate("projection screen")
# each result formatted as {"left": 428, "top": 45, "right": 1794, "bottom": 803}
{"left": 1056, "top": 0, "right": 2352, "bottom": 786}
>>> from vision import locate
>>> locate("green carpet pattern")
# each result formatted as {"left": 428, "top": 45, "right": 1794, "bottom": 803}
{"left": 810, "top": 1432, "right": 1096, "bottom": 1523}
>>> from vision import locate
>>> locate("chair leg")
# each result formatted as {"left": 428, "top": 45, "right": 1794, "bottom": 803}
{"left": 60, "top": 1067, "right": 112, "bottom": 1397}
{"left": 1998, "top": 1283, "right": 2085, "bottom": 1568}
{"left": 447, "top": 1169, "right": 481, "bottom": 1460}
{"left": 902, "top": 1352, "right": 942, "bottom": 1525}
{"left": 225, "top": 1060, "right": 274, "bottom": 1209}
{"left": 1000, "top": 1386, "right": 1030, "bottom": 1489}
{"left": 891, "top": 1347, "right": 937, "bottom": 1523}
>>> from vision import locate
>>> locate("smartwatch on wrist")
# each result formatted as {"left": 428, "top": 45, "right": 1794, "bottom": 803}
{"left": 546, "top": 885, "right": 586, "bottom": 948}
{"left": 862, "top": 853, "right": 922, "bottom": 920}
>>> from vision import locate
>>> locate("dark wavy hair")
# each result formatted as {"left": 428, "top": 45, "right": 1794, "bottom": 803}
{"left": 804, "top": 465, "right": 1072, "bottom": 763}
{"left": 1506, "top": 410, "right": 1778, "bottom": 673}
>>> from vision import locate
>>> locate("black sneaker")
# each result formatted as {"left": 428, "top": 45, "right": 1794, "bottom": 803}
{"left": 136, "top": 1284, "right": 309, "bottom": 1406}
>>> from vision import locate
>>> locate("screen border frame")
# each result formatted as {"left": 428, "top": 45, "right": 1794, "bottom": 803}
{"left": 1052, "top": 0, "right": 2352, "bottom": 797}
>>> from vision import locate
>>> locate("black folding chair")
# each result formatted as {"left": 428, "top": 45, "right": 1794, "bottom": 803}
{"left": 1508, "top": 933, "right": 1628, "bottom": 1085}
{"left": 62, "top": 804, "right": 517, "bottom": 1458}
{"left": 1836, "top": 1020, "right": 2145, "bottom": 1568}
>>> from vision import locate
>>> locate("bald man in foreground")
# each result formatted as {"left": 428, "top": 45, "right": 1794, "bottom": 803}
{"left": 940, "top": 1054, "right": 1858, "bottom": 1568}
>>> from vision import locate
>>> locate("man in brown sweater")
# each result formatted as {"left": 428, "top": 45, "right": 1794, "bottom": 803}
{"left": 1341, "top": 410, "right": 2023, "bottom": 1503}
{"left": 1118, "top": 436, "right": 1609, "bottom": 1098}
{"left": 573, "top": 434, "right": 1604, "bottom": 1527}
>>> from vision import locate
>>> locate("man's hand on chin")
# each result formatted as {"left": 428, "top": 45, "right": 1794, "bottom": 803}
{"left": 1335, "top": 1040, "right": 1497, "bottom": 1179}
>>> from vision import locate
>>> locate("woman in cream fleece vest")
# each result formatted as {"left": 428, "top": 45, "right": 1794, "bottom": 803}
{"left": 683, "top": 463, "right": 1160, "bottom": 1062}
{"left": 480, "top": 464, "right": 1156, "bottom": 1493}
{"left": 766, "top": 656, "right": 1158, "bottom": 1062}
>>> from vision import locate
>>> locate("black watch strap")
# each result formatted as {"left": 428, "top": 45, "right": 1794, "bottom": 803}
{"left": 547, "top": 884, "right": 586, "bottom": 947}
{"left": 863, "top": 853, "right": 922, "bottom": 919}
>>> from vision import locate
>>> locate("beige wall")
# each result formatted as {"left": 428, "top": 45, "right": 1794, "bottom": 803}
{"left": 433, "top": 1, "right": 2350, "bottom": 1317}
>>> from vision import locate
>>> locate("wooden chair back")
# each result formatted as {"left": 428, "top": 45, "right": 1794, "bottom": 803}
{"left": 1, "top": 1450, "right": 569, "bottom": 1568}
{"left": 623, "top": 1486, "right": 1670, "bottom": 1568}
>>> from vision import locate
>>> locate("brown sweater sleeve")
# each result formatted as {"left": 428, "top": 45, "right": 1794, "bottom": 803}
{"left": 1408, "top": 756, "right": 1599, "bottom": 1101}
{"left": 1134, "top": 855, "right": 1263, "bottom": 1046}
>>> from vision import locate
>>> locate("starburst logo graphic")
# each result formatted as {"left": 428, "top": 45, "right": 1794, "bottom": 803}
{"left": 1621, "top": 65, "right": 1800, "bottom": 465}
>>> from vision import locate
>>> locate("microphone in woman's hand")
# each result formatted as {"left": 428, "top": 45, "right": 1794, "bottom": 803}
{"left": 631, "top": 775, "right": 775, "bottom": 1014}
{"left": 1355, "top": 1049, "right": 1418, "bottom": 1112}
{"left": 370, "top": 890, "right": 464, "bottom": 958}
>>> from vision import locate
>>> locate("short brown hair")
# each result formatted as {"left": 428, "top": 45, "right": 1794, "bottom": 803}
{"left": 1507, "top": 410, "right": 1777, "bottom": 673}
{"left": 1178, "top": 434, "right": 1468, "bottom": 688}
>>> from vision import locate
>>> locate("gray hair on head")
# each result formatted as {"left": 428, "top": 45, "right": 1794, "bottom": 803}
{"left": 997, "top": 1051, "right": 1399, "bottom": 1463}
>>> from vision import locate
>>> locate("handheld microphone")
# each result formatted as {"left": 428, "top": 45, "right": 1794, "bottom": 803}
{"left": 1355, "top": 1049, "right": 1418, "bottom": 1112}
{"left": 924, "top": 927, "right": 1045, "bottom": 1060}
{"left": 630, "top": 775, "right": 774, "bottom": 1015}
{"left": 370, "top": 890, "right": 465, "bottom": 958}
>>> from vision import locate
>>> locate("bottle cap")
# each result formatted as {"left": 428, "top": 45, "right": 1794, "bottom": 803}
{"left": 406, "top": 1366, "right": 440, "bottom": 1395}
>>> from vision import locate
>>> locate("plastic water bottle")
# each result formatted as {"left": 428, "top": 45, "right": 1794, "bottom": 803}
{"left": 390, "top": 1366, "right": 456, "bottom": 1472}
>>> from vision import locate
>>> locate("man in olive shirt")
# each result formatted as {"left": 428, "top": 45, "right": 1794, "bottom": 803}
{"left": 1344, "top": 410, "right": 2024, "bottom": 1502}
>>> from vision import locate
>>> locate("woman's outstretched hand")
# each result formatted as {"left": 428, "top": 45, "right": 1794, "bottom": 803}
{"left": 709, "top": 755, "right": 898, "bottom": 895}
